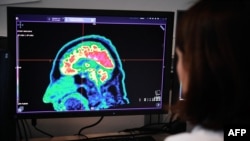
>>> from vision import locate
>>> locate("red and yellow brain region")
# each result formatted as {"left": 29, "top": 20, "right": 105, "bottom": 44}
{"left": 60, "top": 41, "right": 115, "bottom": 85}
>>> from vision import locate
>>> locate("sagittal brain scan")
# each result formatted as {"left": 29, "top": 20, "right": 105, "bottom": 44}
{"left": 43, "top": 35, "right": 130, "bottom": 111}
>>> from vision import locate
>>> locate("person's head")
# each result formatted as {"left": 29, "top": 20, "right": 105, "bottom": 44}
{"left": 175, "top": 0, "right": 250, "bottom": 130}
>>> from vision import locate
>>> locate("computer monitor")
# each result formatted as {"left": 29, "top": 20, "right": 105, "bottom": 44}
{"left": 7, "top": 7, "right": 174, "bottom": 119}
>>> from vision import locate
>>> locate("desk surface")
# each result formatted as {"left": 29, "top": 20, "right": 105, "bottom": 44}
{"left": 26, "top": 132, "right": 170, "bottom": 141}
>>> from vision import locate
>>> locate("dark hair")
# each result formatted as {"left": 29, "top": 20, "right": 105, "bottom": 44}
{"left": 175, "top": 0, "right": 250, "bottom": 130}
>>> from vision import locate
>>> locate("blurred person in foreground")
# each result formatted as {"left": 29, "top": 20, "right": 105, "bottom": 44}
{"left": 165, "top": 0, "right": 250, "bottom": 141}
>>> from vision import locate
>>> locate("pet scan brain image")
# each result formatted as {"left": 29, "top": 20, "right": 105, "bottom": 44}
{"left": 43, "top": 35, "right": 130, "bottom": 111}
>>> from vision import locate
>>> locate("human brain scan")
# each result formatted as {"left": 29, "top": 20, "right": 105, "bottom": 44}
{"left": 43, "top": 35, "right": 129, "bottom": 111}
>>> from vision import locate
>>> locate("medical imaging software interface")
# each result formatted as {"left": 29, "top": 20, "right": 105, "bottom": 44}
{"left": 15, "top": 13, "right": 170, "bottom": 114}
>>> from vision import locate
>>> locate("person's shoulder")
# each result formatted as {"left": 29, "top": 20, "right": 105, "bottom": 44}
{"left": 164, "top": 132, "right": 193, "bottom": 141}
{"left": 164, "top": 125, "right": 223, "bottom": 141}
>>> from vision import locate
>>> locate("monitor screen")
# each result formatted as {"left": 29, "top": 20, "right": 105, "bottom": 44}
{"left": 7, "top": 7, "right": 174, "bottom": 119}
